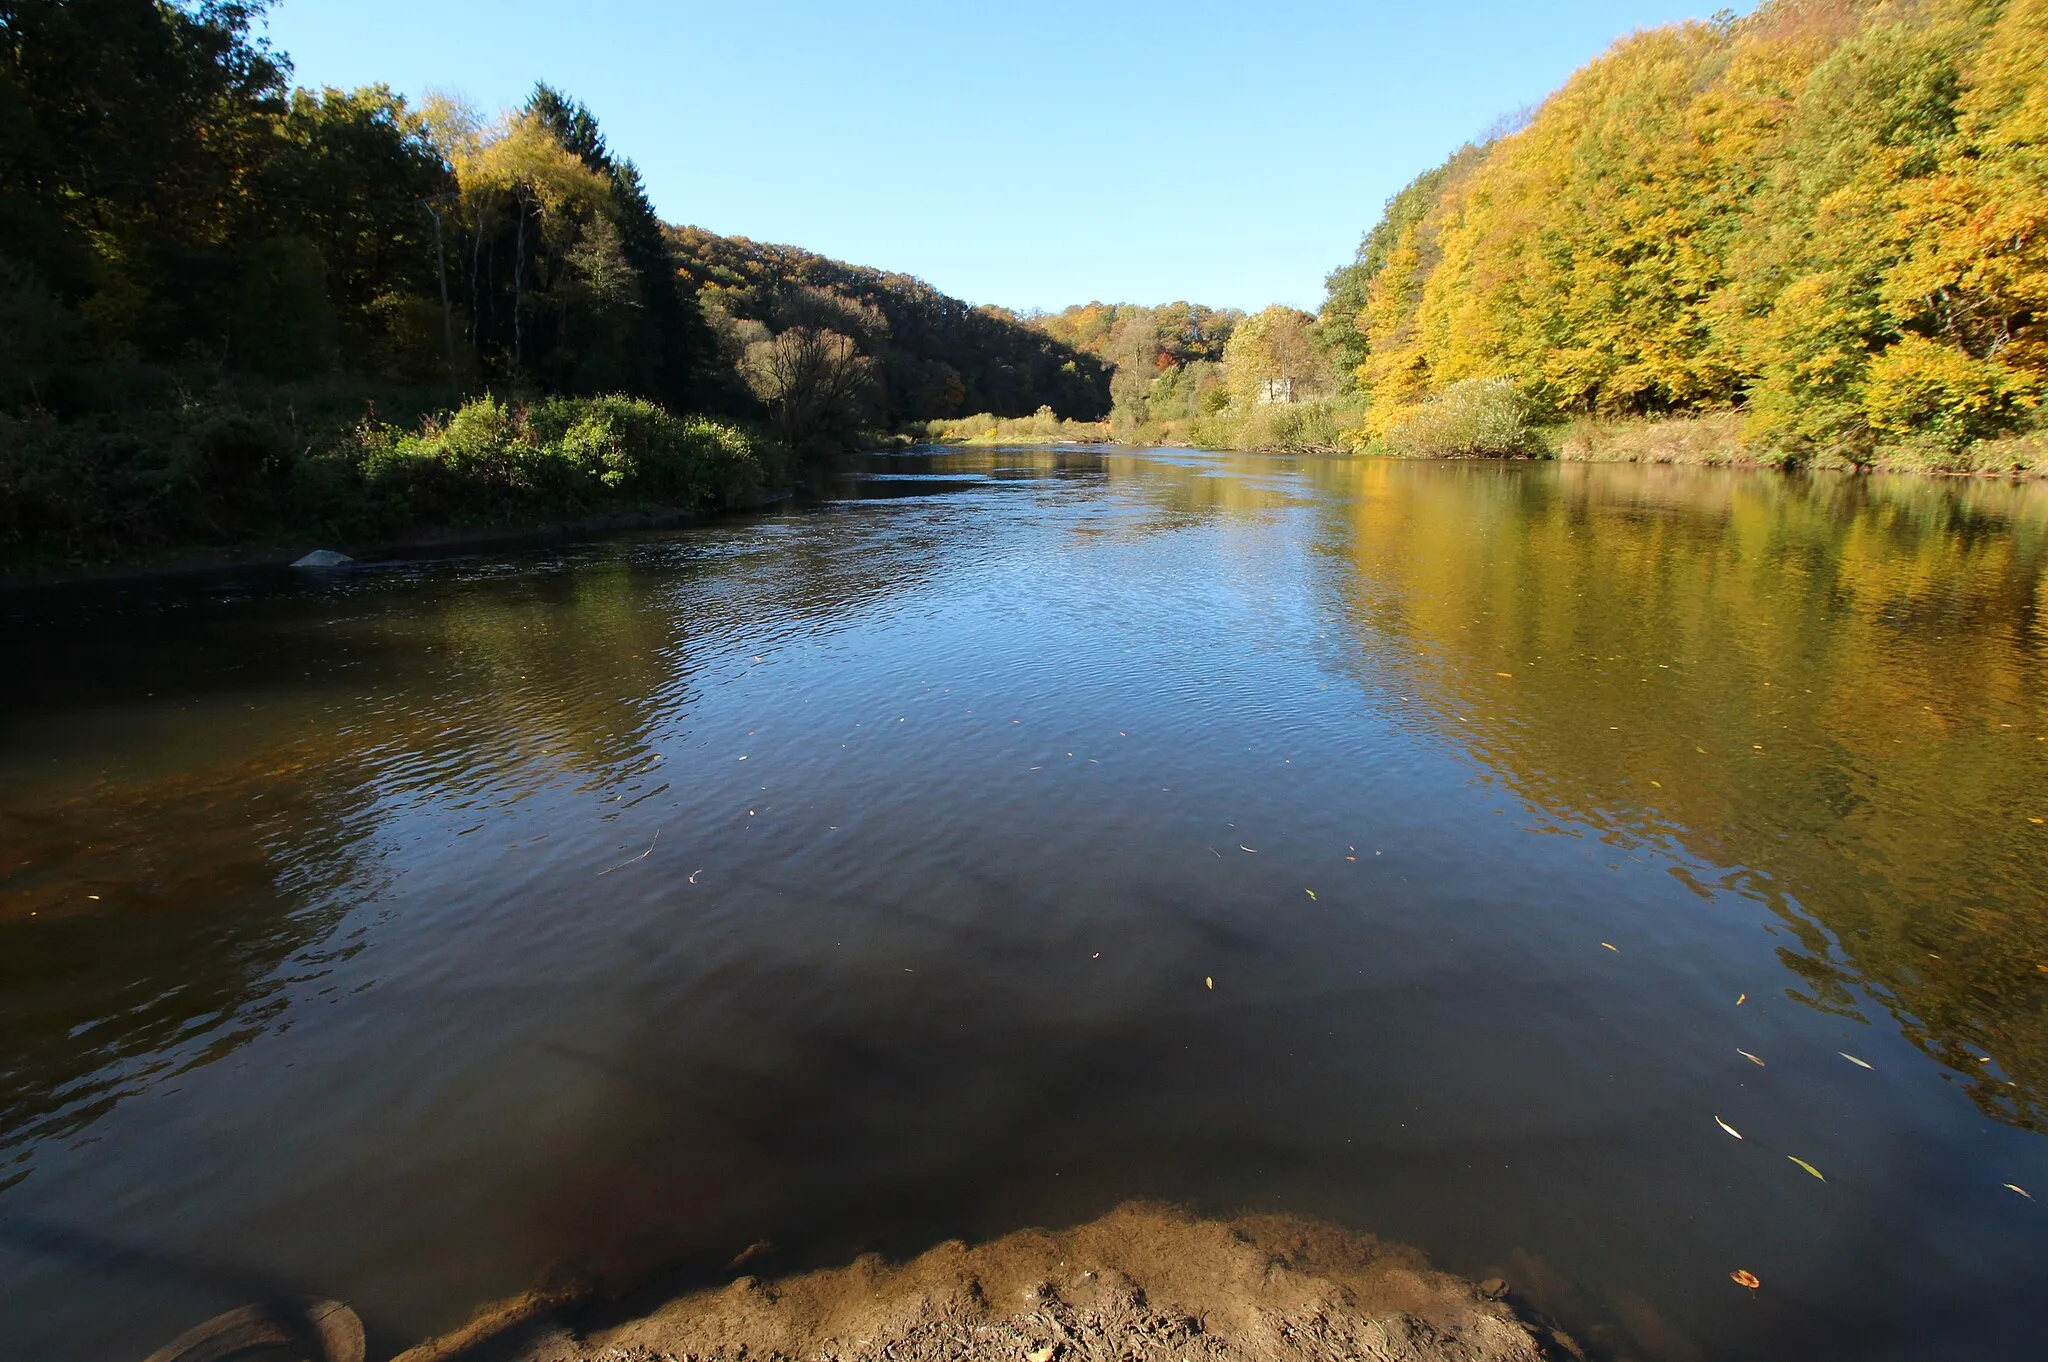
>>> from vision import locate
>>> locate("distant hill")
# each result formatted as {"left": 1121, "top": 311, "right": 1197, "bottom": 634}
{"left": 669, "top": 228, "right": 1111, "bottom": 424}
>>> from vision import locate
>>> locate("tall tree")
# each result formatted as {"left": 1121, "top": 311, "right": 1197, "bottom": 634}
{"left": 527, "top": 83, "right": 710, "bottom": 406}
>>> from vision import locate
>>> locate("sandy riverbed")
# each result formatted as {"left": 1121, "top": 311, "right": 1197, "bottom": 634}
{"left": 394, "top": 1203, "right": 1580, "bottom": 1362}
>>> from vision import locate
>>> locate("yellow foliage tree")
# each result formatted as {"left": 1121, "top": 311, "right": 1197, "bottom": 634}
{"left": 1339, "top": 0, "right": 2048, "bottom": 457}
{"left": 1223, "top": 305, "right": 1324, "bottom": 407}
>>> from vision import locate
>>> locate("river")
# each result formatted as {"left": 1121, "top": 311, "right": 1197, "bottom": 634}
{"left": 2, "top": 448, "right": 2044, "bottom": 1361}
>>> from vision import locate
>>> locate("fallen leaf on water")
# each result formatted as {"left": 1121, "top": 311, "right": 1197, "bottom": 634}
{"left": 1305, "top": 889, "right": 1318, "bottom": 901}
{"left": 1497, "top": 671, "right": 1513, "bottom": 678}
{"left": 1840, "top": 1053, "right": 1873, "bottom": 1070}
{"left": 1716, "top": 1116, "right": 1744, "bottom": 1140}
{"left": 1736, "top": 993, "right": 1747, "bottom": 1005}
{"left": 1205, "top": 976, "right": 1214, "bottom": 990}
{"left": 1601, "top": 942, "right": 1619, "bottom": 952}
{"left": 1738, "top": 1049, "right": 1765, "bottom": 1066}
{"left": 2006, "top": 1184, "right": 2032, "bottom": 1200}
{"left": 1239, "top": 844, "right": 1258, "bottom": 853}
{"left": 1788, "top": 1156, "right": 1826, "bottom": 1181}
{"left": 2031, "top": 817, "right": 2045, "bottom": 825}
{"left": 1729, "top": 1270, "right": 1761, "bottom": 1290}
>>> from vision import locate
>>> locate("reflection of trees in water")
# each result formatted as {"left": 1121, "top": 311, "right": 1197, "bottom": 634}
{"left": 0, "top": 529, "right": 947, "bottom": 1176}
{"left": 0, "top": 758, "right": 381, "bottom": 1175}
{"left": 1302, "top": 458, "right": 2048, "bottom": 1132}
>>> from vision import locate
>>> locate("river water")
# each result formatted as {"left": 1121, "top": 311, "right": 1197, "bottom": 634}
{"left": 2, "top": 448, "right": 2045, "bottom": 1361}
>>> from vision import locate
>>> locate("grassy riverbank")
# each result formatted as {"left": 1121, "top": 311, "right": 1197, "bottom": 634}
{"left": 923, "top": 400, "right": 1365, "bottom": 453}
{"left": 0, "top": 384, "right": 778, "bottom": 575}
{"left": 926, "top": 396, "right": 2048, "bottom": 478}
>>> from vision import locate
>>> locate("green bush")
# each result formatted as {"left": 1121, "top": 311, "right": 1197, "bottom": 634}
{"left": 1204, "top": 400, "right": 1346, "bottom": 451}
{"left": 370, "top": 394, "right": 768, "bottom": 515}
{"left": 1386, "top": 378, "right": 1544, "bottom": 458}
{"left": 1, "top": 384, "right": 773, "bottom": 568}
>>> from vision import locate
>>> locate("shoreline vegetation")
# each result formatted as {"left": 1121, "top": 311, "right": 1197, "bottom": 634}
{"left": 7, "top": 0, "right": 2046, "bottom": 574}
{"left": 983, "top": 0, "right": 2048, "bottom": 477}
{"left": 390, "top": 1203, "right": 1571, "bottom": 1362}
{"left": 923, "top": 404, "right": 2048, "bottom": 479}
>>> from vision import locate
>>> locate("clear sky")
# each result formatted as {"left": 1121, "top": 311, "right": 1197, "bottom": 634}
{"left": 261, "top": 0, "right": 1746, "bottom": 314}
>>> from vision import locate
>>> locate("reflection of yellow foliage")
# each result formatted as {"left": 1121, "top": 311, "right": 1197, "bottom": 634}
{"left": 1306, "top": 452, "right": 2048, "bottom": 1130}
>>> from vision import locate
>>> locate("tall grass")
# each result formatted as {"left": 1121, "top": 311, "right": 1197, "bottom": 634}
{"left": 1382, "top": 379, "right": 1543, "bottom": 458}
{"left": 923, "top": 407, "right": 1112, "bottom": 445}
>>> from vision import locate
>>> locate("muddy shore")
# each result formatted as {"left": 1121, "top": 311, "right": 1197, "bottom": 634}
{"left": 394, "top": 1204, "right": 1579, "bottom": 1362}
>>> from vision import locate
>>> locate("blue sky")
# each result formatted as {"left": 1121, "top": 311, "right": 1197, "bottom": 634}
{"left": 262, "top": 1, "right": 1746, "bottom": 314}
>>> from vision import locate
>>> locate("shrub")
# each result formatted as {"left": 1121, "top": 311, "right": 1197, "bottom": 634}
{"left": 2, "top": 384, "right": 774, "bottom": 568}
{"left": 1862, "top": 335, "right": 2035, "bottom": 452}
{"left": 362, "top": 394, "right": 768, "bottom": 520}
{"left": 1222, "top": 400, "right": 1345, "bottom": 450}
{"left": 1385, "top": 378, "right": 1544, "bottom": 458}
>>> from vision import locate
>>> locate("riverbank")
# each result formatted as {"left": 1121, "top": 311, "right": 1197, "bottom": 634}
{"left": 392, "top": 1204, "right": 1576, "bottom": 1362}
{"left": 923, "top": 408, "right": 2048, "bottom": 478}
{"left": 0, "top": 392, "right": 782, "bottom": 585}
{"left": 0, "top": 492, "right": 793, "bottom": 591}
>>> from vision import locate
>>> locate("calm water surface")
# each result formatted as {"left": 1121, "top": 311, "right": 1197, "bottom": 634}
{"left": 3, "top": 449, "right": 2046, "bottom": 1361}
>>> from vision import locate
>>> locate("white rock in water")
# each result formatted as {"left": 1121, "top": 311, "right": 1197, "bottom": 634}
{"left": 291, "top": 549, "right": 355, "bottom": 568}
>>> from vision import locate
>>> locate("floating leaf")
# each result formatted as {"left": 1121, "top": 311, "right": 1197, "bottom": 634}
{"left": 1497, "top": 671, "right": 1513, "bottom": 678}
{"left": 1788, "top": 1156, "right": 1825, "bottom": 1181}
{"left": 1715, "top": 1116, "right": 1743, "bottom": 1140}
{"left": 1601, "top": 942, "right": 1619, "bottom": 952}
{"left": 1205, "top": 976, "right": 1214, "bottom": 990}
{"left": 1736, "top": 993, "right": 1747, "bottom": 1005}
{"left": 1738, "top": 1049, "right": 1765, "bottom": 1067}
{"left": 1729, "top": 1270, "right": 1761, "bottom": 1290}
{"left": 1840, "top": 1053, "right": 1873, "bottom": 1070}
{"left": 2006, "top": 1184, "right": 2033, "bottom": 1200}
{"left": 1304, "top": 889, "right": 1317, "bottom": 901}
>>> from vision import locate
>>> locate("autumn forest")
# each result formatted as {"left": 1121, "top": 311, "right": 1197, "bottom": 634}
{"left": 3, "top": 0, "right": 2046, "bottom": 567}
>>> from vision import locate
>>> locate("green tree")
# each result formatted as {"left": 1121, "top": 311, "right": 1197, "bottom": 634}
{"left": 256, "top": 85, "right": 455, "bottom": 378}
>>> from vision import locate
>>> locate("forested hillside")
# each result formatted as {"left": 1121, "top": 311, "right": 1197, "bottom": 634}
{"left": 1327, "top": 0, "right": 2048, "bottom": 467}
{"left": 671, "top": 230, "right": 1109, "bottom": 426}
{"left": 0, "top": 0, "right": 1103, "bottom": 566}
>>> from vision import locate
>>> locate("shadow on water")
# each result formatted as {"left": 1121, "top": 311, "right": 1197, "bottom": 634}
{"left": 2, "top": 449, "right": 2045, "bottom": 1362}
